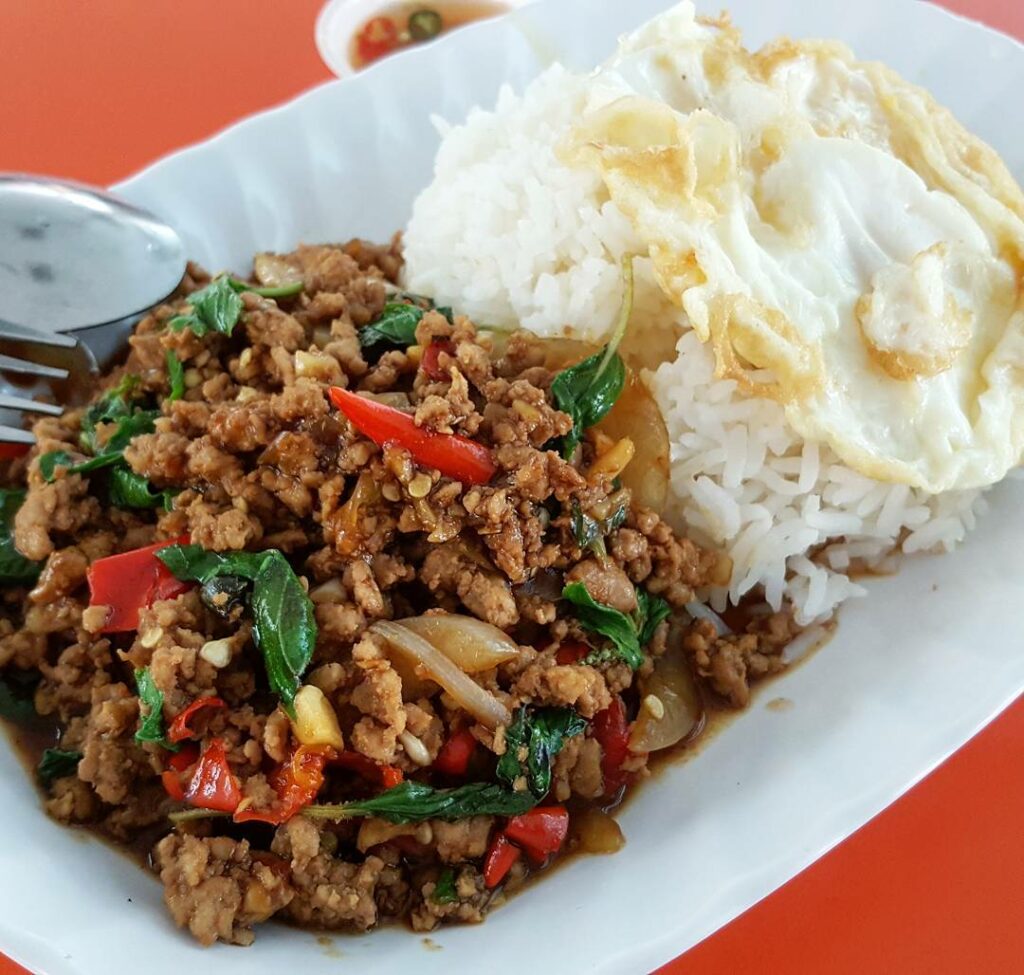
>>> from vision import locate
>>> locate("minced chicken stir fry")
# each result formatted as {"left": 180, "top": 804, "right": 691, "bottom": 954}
{"left": 0, "top": 239, "right": 798, "bottom": 945}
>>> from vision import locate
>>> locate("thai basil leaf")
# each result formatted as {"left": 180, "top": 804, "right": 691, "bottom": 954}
{"left": 496, "top": 706, "right": 587, "bottom": 798}
{"left": 158, "top": 545, "right": 316, "bottom": 716}
{"left": 169, "top": 277, "right": 243, "bottom": 338}
{"left": 551, "top": 348, "right": 626, "bottom": 460}
{"left": 636, "top": 588, "right": 671, "bottom": 647}
{"left": 79, "top": 374, "right": 140, "bottom": 453}
{"left": 42, "top": 393, "right": 158, "bottom": 484}
{"left": 228, "top": 277, "right": 304, "bottom": 299}
{"left": 359, "top": 302, "right": 424, "bottom": 355}
{"left": 251, "top": 551, "right": 316, "bottom": 717}
{"left": 0, "top": 489, "right": 41, "bottom": 584}
{"left": 562, "top": 581, "right": 643, "bottom": 669}
{"left": 0, "top": 670, "right": 40, "bottom": 721}
{"left": 563, "top": 581, "right": 670, "bottom": 670}
{"left": 571, "top": 502, "right": 603, "bottom": 554}
{"left": 551, "top": 255, "right": 634, "bottom": 460}
{"left": 304, "top": 781, "right": 537, "bottom": 824}
{"left": 37, "top": 748, "right": 82, "bottom": 788}
{"left": 134, "top": 667, "right": 176, "bottom": 751}
{"left": 108, "top": 467, "right": 171, "bottom": 510}
{"left": 432, "top": 868, "right": 458, "bottom": 905}
{"left": 156, "top": 543, "right": 267, "bottom": 584}
{"left": 166, "top": 349, "right": 185, "bottom": 402}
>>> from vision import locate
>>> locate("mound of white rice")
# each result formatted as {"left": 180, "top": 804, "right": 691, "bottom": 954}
{"left": 403, "top": 67, "right": 986, "bottom": 624}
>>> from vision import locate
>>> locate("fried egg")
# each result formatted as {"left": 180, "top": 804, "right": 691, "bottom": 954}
{"left": 568, "top": 3, "right": 1024, "bottom": 492}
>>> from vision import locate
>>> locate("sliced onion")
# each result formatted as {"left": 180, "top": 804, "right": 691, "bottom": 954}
{"left": 370, "top": 620, "right": 512, "bottom": 729}
{"left": 572, "top": 806, "right": 625, "bottom": 855}
{"left": 628, "top": 640, "right": 704, "bottom": 752}
{"left": 685, "top": 600, "right": 732, "bottom": 636}
{"left": 396, "top": 615, "right": 521, "bottom": 673}
{"left": 595, "top": 369, "right": 670, "bottom": 513}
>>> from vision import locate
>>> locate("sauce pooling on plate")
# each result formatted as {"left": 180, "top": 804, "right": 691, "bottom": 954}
{"left": 349, "top": 1, "right": 505, "bottom": 69}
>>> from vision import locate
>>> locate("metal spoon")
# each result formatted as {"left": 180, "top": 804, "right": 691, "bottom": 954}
{"left": 0, "top": 174, "right": 187, "bottom": 441}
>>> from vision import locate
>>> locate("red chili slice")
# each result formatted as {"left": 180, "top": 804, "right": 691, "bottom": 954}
{"left": 235, "top": 744, "right": 335, "bottom": 825}
{"left": 592, "top": 696, "right": 631, "bottom": 797}
{"left": 86, "top": 534, "right": 192, "bottom": 633}
{"left": 433, "top": 728, "right": 477, "bottom": 777}
{"left": 184, "top": 738, "right": 241, "bottom": 813}
{"left": 483, "top": 832, "right": 521, "bottom": 889}
{"left": 555, "top": 641, "right": 590, "bottom": 665}
{"left": 421, "top": 338, "right": 455, "bottom": 381}
{"left": 328, "top": 386, "right": 495, "bottom": 485}
{"left": 331, "top": 749, "right": 404, "bottom": 789}
{"left": 505, "top": 806, "right": 570, "bottom": 862}
{"left": 168, "top": 696, "right": 227, "bottom": 743}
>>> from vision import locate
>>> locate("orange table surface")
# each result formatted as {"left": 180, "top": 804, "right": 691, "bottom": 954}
{"left": 2, "top": 2, "right": 1023, "bottom": 973}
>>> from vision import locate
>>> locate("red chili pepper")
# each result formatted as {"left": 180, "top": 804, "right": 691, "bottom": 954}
{"left": 328, "top": 386, "right": 495, "bottom": 485}
{"left": 483, "top": 832, "right": 521, "bottom": 889}
{"left": 592, "top": 696, "right": 631, "bottom": 797}
{"left": 555, "top": 641, "right": 590, "bottom": 665}
{"left": 0, "top": 442, "right": 30, "bottom": 461}
{"left": 505, "top": 806, "right": 570, "bottom": 863}
{"left": 354, "top": 15, "right": 400, "bottom": 65}
{"left": 421, "top": 338, "right": 455, "bottom": 382}
{"left": 184, "top": 738, "right": 241, "bottom": 813}
{"left": 332, "top": 749, "right": 404, "bottom": 789}
{"left": 235, "top": 744, "right": 334, "bottom": 825}
{"left": 161, "top": 769, "right": 186, "bottom": 801}
{"left": 168, "top": 696, "right": 227, "bottom": 743}
{"left": 86, "top": 535, "right": 192, "bottom": 633}
{"left": 163, "top": 741, "right": 200, "bottom": 798}
{"left": 433, "top": 728, "right": 477, "bottom": 777}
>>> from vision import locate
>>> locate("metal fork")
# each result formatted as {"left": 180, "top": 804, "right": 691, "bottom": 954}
{"left": 0, "top": 173, "right": 187, "bottom": 445}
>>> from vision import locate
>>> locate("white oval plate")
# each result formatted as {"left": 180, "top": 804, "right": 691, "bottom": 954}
{"left": 2, "top": 1, "right": 1023, "bottom": 973}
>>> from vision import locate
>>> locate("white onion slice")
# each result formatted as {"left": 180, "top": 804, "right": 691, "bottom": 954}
{"left": 396, "top": 615, "right": 521, "bottom": 673}
{"left": 628, "top": 643, "right": 704, "bottom": 752}
{"left": 370, "top": 620, "right": 512, "bottom": 729}
{"left": 685, "top": 600, "right": 732, "bottom": 636}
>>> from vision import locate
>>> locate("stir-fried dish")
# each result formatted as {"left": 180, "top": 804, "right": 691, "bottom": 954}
{"left": 0, "top": 238, "right": 798, "bottom": 945}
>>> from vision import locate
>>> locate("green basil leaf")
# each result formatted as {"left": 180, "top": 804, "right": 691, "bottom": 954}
{"left": 0, "top": 670, "right": 40, "bottom": 721}
{"left": 359, "top": 302, "right": 424, "bottom": 355}
{"left": 107, "top": 467, "right": 167, "bottom": 510}
{"left": 37, "top": 748, "right": 82, "bottom": 788}
{"left": 562, "top": 581, "right": 643, "bottom": 669}
{"left": 636, "top": 588, "right": 671, "bottom": 647}
{"left": 228, "top": 277, "right": 304, "bottom": 299}
{"left": 251, "top": 551, "right": 316, "bottom": 717}
{"left": 551, "top": 256, "right": 634, "bottom": 460}
{"left": 432, "top": 868, "right": 458, "bottom": 904}
{"left": 166, "top": 349, "right": 185, "bottom": 402}
{"left": 80, "top": 374, "right": 140, "bottom": 453}
{"left": 156, "top": 543, "right": 267, "bottom": 583}
{"left": 571, "top": 502, "right": 602, "bottom": 553}
{"left": 496, "top": 705, "right": 586, "bottom": 798}
{"left": 158, "top": 544, "right": 315, "bottom": 715}
{"left": 305, "top": 781, "right": 537, "bottom": 825}
{"left": 134, "top": 667, "right": 176, "bottom": 750}
{"left": 551, "top": 348, "right": 626, "bottom": 460}
{"left": 0, "top": 489, "right": 41, "bottom": 584}
{"left": 39, "top": 449, "right": 128, "bottom": 483}
{"left": 200, "top": 575, "right": 250, "bottom": 619}
{"left": 170, "top": 278, "right": 243, "bottom": 338}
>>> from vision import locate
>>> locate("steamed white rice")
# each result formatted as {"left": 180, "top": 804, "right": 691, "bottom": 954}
{"left": 403, "top": 66, "right": 986, "bottom": 624}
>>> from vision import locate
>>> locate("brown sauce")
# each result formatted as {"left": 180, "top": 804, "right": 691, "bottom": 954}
{"left": 348, "top": 2, "right": 506, "bottom": 71}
